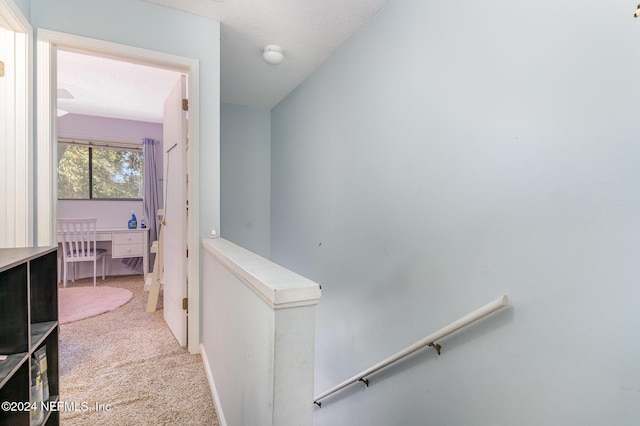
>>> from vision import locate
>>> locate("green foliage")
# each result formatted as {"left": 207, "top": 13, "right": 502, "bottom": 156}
{"left": 57, "top": 143, "right": 143, "bottom": 200}
{"left": 57, "top": 145, "right": 89, "bottom": 199}
{"left": 92, "top": 147, "right": 143, "bottom": 198}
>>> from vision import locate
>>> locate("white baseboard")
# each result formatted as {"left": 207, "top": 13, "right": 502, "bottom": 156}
{"left": 200, "top": 343, "right": 227, "bottom": 426}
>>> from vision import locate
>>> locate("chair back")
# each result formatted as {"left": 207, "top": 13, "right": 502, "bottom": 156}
{"left": 58, "top": 218, "right": 100, "bottom": 260}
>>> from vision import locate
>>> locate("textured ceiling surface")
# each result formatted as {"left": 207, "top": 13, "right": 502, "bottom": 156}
{"left": 56, "top": 0, "right": 390, "bottom": 123}
{"left": 57, "top": 49, "right": 182, "bottom": 123}
{"left": 145, "top": 0, "right": 390, "bottom": 108}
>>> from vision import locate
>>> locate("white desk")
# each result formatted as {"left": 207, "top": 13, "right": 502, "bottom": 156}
{"left": 57, "top": 227, "right": 150, "bottom": 277}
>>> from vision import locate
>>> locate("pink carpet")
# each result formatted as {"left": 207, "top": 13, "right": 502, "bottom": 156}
{"left": 58, "top": 286, "right": 134, "bottom": 324}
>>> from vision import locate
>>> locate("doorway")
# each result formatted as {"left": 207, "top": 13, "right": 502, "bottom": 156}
{"left": 37, "top": 29, "right": 201, "bottom": 354}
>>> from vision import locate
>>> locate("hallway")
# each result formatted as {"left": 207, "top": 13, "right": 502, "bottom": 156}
{"left": 58, "top": 275, "right": 217, "bottom": 425}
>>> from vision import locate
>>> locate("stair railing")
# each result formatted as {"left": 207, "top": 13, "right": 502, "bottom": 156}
{"left": 314, "top": 295, "right": 509, "bottom": 407}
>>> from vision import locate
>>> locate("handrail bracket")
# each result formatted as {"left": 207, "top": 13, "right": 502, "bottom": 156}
{"left": 313, "top": 295, "right": 509, "bottom": 408}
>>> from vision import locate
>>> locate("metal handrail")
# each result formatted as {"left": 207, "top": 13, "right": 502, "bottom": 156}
{"left": 314, "top": 295, "right": 509, "bottom": 406}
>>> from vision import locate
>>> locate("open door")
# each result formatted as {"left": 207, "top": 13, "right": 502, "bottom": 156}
{"left": 163, "top": 74, "right": 188, "bottom": 347}
{"left": 37, "top": 30, "right": 205, "bottom": 352}
{"left": 0, "top": 1, "right": 32, "bottom": 248}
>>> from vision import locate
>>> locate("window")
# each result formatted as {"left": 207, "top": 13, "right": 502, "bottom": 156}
{"left": 57, "top": 142, "right": 143, "bottom": 200}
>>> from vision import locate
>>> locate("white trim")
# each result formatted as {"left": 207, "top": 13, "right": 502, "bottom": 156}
{"left": 187, "top": 62, "right": 201, "bottom": 355}
{"left": 35, "top": 31, "right": 56, "bottom": 246}
{"left": 58, "top": 135, "right": 146, "bottom": 146}
{"left": 0, "top": 0, "right": 32, "bottom": 247}
{"left": 202, "top": 238, "right": 322, "bottom": 309}
{"left": 36, "top": 29, "right": 201, "bottom": 353}
{"left": 58, "top": 137, "right": 143, "bottom": 150}
{"left": 200, "top": 343, "right": 228, "bottom": 426}
{"left": 0, "top": 0, "right": 30, "bottom": 31}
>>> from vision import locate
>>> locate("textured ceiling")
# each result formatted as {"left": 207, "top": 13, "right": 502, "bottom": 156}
{"left": 57, "top": 49, "right": 182, "bottom": 123}
{"left": 56, "top": 0, "right": 390, "bottom": 123}
{"left": 145, "top": 0, "right": 390, "bottom": 108}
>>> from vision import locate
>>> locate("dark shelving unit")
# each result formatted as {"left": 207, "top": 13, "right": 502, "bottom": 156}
{"left": 1, "top": 247, "right": 59, "bottom": 426}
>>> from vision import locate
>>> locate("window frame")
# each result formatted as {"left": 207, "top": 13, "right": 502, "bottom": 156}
{"left": 57, "top": 139, "right": 144, "bottom": 201}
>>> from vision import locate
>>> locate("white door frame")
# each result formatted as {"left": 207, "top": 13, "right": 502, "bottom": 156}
{"left": 36, "top": 29, "right": 202, "bottom": 354}
{"left": 0, "top": 0, "right": 32, "bottom": 247}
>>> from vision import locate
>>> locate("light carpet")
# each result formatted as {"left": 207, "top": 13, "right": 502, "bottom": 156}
{"left": 59, "top": 286, "right": 133, "bottom": 324}
{"left": 59, "top": 276, "right": 218, "bottom": 425}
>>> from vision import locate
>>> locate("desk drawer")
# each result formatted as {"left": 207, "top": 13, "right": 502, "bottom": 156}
{"left": 96, "top": 232, "right": 112, "bottom": 242}
{"left": 113, "top": 232, "right": 144, "bottom": 245}
{"left": 58, "top": 232, "right": 112, "bottom": 242}
{"left": 112, "top": 243, "right": 144, "bottom": 258}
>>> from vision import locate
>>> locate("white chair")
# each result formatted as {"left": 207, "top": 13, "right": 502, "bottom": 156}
{"left": 58, "top": 218, "right": 107, "bottom": 287}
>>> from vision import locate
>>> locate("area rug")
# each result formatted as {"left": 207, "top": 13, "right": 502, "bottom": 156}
{"left": 59, "top": 286, "right": 134, "bottom": 324}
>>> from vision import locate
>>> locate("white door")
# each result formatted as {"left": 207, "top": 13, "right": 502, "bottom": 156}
{"left": 163, "top": 74, "right": 188, "bottom": 346}
{"left": 0, "top": 3, "right": 31, "bottom": 247}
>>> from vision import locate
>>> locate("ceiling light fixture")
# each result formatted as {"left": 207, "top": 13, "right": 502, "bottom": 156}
{"left": 57, "top": 88, "right": 74, "bottom": 99}
{"left": 263, "top": 45, "right": 284, "bottom": 65}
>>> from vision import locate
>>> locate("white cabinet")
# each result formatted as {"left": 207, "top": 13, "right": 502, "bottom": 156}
{"left": 112, "top": 232, "right": 145, "bottom": 258}
{"left": 57, "top": 228, "right": 150, "bottom": 276}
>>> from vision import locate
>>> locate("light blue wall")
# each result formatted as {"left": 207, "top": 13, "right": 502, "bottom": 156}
{"left": 221, "top": 103, "right": 271, "bottom": 257}
{"left": 12, "top": 0, "right": 29, "bottom": 19}
{"left": 272, "top": 0, "right": 640, "bottom": 425}
{"left": 30, "top": 0, "right": 220, "bottom": 241}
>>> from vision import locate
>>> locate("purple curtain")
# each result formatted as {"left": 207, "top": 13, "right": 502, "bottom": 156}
{"left": 143, "top": 138, "right": 160, "bottom": 271}
{"left": 124, "top": 138, "right": 159, "bottom": 273}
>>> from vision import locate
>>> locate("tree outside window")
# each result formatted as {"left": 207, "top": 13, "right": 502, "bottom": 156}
{"left": 57, "top": 142, "right": 143, "bottom": 200}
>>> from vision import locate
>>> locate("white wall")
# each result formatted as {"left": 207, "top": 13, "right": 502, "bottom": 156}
{"left": 271, "top": 0, "right": 640, "bottom": 425}
{"left": 220, "top": 103, "right": 271, "bottom": 257}
{"left": 0, "top": 23, "right": 27, "bottom": 247}
{"left": 0, "top": 0, "right": 31, "bottom": 248}
{"left": 202, "top": 238, "right": 320, "bottom": 426}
